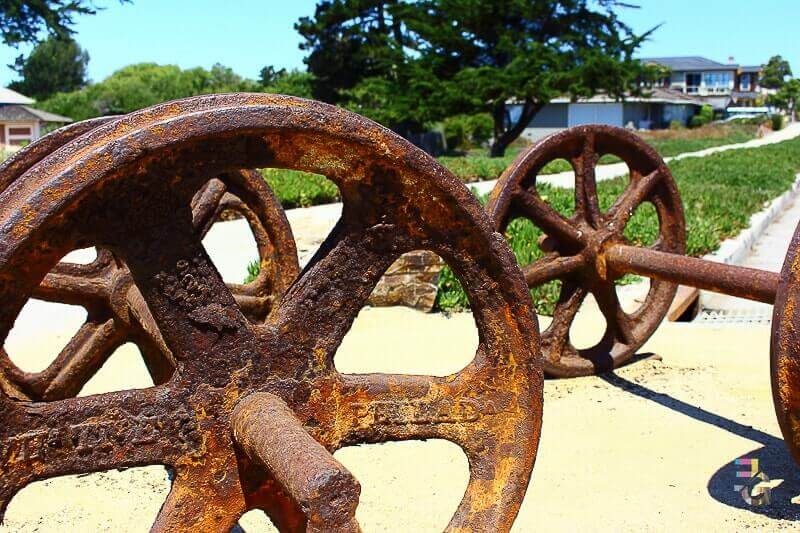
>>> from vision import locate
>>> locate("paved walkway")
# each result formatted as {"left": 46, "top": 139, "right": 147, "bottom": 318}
{"left": 469, "top": 121, "right": 800, "bottom": 195}
{"left": 698, "top": 190, "right": 800, "bottom": 322}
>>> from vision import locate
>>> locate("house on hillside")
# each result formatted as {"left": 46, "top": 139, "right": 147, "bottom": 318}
{"left": 0, "top": 87, "right": 71, "bottom": 150}
{"left": 511, "top": 88, "right": 704, "bottom": 141}
{"left": 641, "top": 56, "right": 765, "bottom": 111}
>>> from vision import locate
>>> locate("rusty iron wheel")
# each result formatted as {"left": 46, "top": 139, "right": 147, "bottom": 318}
{"left": 0, "top": 94, "right": 542, "bottom": 532}
{"left": 771, "top": 220, "right": 800, "bottom": 466}
{"left": 486, "top": 125, "right": 686, "bottom": 378}
{"left": 0, "top": 117, "right": 300, "bottom": 401}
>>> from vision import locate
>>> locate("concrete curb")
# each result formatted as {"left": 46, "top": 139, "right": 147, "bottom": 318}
{"left": 617, "top": 173, "right": 800, "bottom": 315}
{"left": 695, "top": 173, "right": 800, "bottom": 312}
{"left": 701, "top": 173, "right": 800, "bottom": 267}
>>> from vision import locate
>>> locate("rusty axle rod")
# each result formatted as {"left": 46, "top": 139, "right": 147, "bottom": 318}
{"left": 605, "top": 244, "right": 779, "bottom": 305}
{"left": 231, "top": 393, "right": 362, "bottom": 533}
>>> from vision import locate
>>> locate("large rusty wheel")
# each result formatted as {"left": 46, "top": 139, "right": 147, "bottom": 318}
{"left": 771, "top": 220, "right": 800, "bottom": 466}
{"left": 0, "top": 117, "right": 299, "bottom": 401}
{"left": 0, "top": 94, "right": 542, "bottom": 532}
{"left": 487, "top": 125, "right": 686, "bottom": 377}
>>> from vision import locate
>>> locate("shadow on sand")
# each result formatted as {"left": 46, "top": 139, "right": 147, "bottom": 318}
{"left": 601, "top": 369, "right": 800, "bottom": 520}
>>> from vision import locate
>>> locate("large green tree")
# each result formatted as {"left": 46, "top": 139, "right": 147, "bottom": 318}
{"left": 9, "top": 36, "right": 88, "bottom": 99}
{"left": 260, "top": 65, "right": 315, "bottom": 99}
{"left": 39, "top": 62, "right": 261, "bottom": 120}
{"left": 0, "top": 1, "right": 116, "bottom": 46}
{"left": 761, "top": 55, "right": 793, "bottom": 90}
{"left": 298, "top": 0, "right": 659, "bottom": 157}
{"left": 296, "top": 1, "right": 405, "bottom": 103}
{"left": 407, "top": 0, "right": 659, "bottom": 156}
{"left": 770, "top": 78, "right": 800, "bottom": 122}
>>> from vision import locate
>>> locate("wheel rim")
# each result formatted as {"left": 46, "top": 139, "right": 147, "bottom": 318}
{"left": 0, "top": 94, "right": 542, "bottom": 532}
{"left": 486, "top": 125, "right": 686, "bottom": 377}
{"left": 771, "top": 220, "right": 800, "bottom": 466}
{"left": 0, "top": 117, "right": 299, "bottom": 401}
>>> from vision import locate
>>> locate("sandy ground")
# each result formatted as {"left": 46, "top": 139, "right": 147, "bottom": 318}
{"left": 3, "top": 182, "right": 800, "bottom": 531}
{"left": 3, "top": 296, "right": 800, "bottom": 531}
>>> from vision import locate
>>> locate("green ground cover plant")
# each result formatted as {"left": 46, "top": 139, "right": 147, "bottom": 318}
{"left": 261, "top": 123, "right": 758, "bottom": 209}
{"left": 436, "top": 135, "right": 800, "bottom": 313}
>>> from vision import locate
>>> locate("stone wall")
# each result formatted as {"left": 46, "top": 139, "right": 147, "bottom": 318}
{"left": 368, "top": 250, "right": 444, "bottom": 312}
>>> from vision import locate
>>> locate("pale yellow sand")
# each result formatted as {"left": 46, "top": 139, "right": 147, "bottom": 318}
{"left": 2, "top": 301, "right": 799, "bottom": 531}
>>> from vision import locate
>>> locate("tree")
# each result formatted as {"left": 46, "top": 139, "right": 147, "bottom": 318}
{"left": 771, "top": 79, "right": 800, "bottom": 122}
{"left": 404, "top": 0, "right": 659, "bottom": 156}
{"left": 296, "top": 1, "right": 406, "bottom": 103}
{"left": 39, "top": 62, "right": 263, "bottom": 120}
{"left": 8, "top": 36, "right": 88, "bottom": 99}
{"left": 761, "top": 55, "right": 793, "bottom": 90}
{"left": 0, "top": 1, "right": 106, "bottom": 46}
{"left": 297, "top": 0, "right": 660, "bottom": 157}
{"left": 261, "top": 68, "right": 315, "bottom": 99}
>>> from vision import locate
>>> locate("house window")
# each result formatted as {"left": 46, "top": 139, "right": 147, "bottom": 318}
{"left": 4, "top": 124, "right": 34, "bottom": 147}
{"left": 685, "top": 73, "right": 701, "bottom": 93}
{"left": 702, "top": 71, "right": 732, "bottom": 93}
{"left": 741, "top": 73, "right": 752, "bottom": 91}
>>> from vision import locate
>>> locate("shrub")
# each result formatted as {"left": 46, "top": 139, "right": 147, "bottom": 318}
{"left": 669, "top": 120, "right": 684, "bottom": 130}
{"left": 443, "top": 113, "right": 494, "bottom": 151}
{"left": 443, "top": 115, "right": 468, "bottom": 151}
{"left": 772, "top": 113, "right": 785, "bottom": 131}
{"left": 436, "top": 135, "right": 800, "bottom": 313}
{"left": 689, "top": 104, "right": 714, "bottom": 128}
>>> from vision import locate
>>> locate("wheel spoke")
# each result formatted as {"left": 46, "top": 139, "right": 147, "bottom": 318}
{"left": 512, "top": 188, "right": 583, "bottom": 246}
{"left": 335, "top": 374, "right": 463, "bottom": 445}
{"left": 542, "top": 282, "right": 587, "bottom": 361}
{"left": 522, "top": 253, "right": 584, "bottom": 287}
{"left": 0, "top": 318, "right": 124, "bottom": 401}
{"left": 611, "top": 169, "right": 663, "bottom": 229}
{"left": 333, "top": 370, "right": 535, "bottom": 533}
{"left": 151, "top": 463, "right": 245, "bottom": 533}
{"left": 40, "top": 317, "right": 125, "bottom": 400}
{"left": 33, "top": 270, "right": 110, "bottom": 307}
{"left": 115, "top": 206, "right": 258, "bottom": 380}
{"left": 191, "top": 178, "right": 227, "bottom": 237}
{"left": 0, "top": 389, "right": 185, "bottom": 504}
{"left": 125, "top": 287, "right": 175, "bottom": 384}
{"left": 572, "top": 134, "right": 602, "bottom": 227}
{"left": 267, "top": 219, "right": 396, "bottom": 373}
{"left": 591, "top": 283, "right": 635, "bottom": 346}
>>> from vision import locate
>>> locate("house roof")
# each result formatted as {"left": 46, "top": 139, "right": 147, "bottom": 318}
{"left": 641, "top": 56, "right": 738, "bottom": 72}
{"left": 0, "top": 105, "right": 71, "bottom": 123}
{"left": 740, "top": 65, "right": 763, "bottom": 73}
{"left": 549, "top": 88, "right": 704, "bottom": 106}
{"left": 0, "top": 87, "right": 35, "bottom": 105}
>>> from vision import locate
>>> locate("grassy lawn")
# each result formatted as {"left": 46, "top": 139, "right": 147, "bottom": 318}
{"left": 438, "top": 122, "right": 758, "bottom": 183}
{"left": 437, "top": 134, "right": 800, "bottom": 313}
{"left": 264, "top": 123, "right": 759, "bottom": 208}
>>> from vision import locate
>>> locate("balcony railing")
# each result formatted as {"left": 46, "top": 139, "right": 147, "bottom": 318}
{"left": 683, "top": 86, "right": 730, "bottom": 96}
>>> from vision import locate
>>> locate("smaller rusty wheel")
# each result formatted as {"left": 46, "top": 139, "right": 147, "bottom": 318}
{"left": 0, "top": 118, "right": 299, "bottom": 401}
{"left": 771, "top": 220, "right": 800, "bottom": 466}
{"left": 487, "top": 125, "right": 686, "bottom": 377}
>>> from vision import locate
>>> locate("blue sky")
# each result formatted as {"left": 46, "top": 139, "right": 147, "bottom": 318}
{"left": 0, "top": 0, "right": 798, "bottom": 86}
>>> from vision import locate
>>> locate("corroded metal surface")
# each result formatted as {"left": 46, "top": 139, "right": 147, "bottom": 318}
{"left": 0, "top": 118, "right": 300, "bottom": 401}
{"left": 0, "top": 94, "right": 542, "bottom": 531}
{"left": 771, "top": 220, "right": 800, "bottom": 465}
{"left": 232, "top": 393, "right": 361, "bottom": 532}
{"left": 486, "top": 125, "right": 686, "bottom": 377}
{"left": 606, "top": 244, "right": 779, "bottom": 304}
